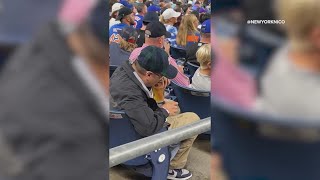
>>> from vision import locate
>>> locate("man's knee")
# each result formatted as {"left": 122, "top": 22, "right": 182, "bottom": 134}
{"left": 180, "top": 112, "right": 200, "bottom": 124}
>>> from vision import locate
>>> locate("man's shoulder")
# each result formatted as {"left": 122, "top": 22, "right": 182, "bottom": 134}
{"left": 129, "top": 46, "right": 145, "bottom": 61}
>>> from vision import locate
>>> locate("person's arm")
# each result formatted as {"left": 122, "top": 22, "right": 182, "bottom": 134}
{"left": 169, "top": 57, "right": 190, "bottom": 86}
{"left": 119, "top": 88, "right": 169, "bottom": 137}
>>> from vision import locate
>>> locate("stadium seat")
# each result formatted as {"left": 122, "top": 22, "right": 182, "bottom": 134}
{"left": 212, "top": 97, "right": 320, "bottom": 180}
{"left": 186, "top": 62, "right": 199, "bottom": 79}
{"left": 109, "top": 110, "right": 170, "bottom": 180}
{"left": 171, "top": 81, "right": 210, "bottom": 118}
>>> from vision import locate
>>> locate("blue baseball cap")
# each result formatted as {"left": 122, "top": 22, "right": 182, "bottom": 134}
{"left": 199, "top": 7, "right": 207, "bottom": 13}
{"left": 201, "top": 19, "right": 210, "bottom": 33}
{"left": 120, "top": 0, "right": 133, "bottom": 9}
{"left": 191, "top": 5, "right": 199, "bottom": 11}
{"left": 147, "top": 5, "right": 161, "bottom": 13}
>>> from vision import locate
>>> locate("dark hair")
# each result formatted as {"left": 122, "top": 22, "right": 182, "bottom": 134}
{"left": 161, "top": 7, "right": 168, "bottom": 14}
{"left": 176, "top": 1, "right": 182, "bottom": 6}
{"left": 191, "top": 10, "right": 200, "bottom": 20}
{"left": 145, "top": 1, "right": 153, "bottom": 7}
{"left": 174, "top": 5, "right": 182, "bottom": 12}
{"left": 135, "top": 3, "right": 146, "bottom": 13}
{"left": 199, "top": 13, "right": 210, "bottom": 24}
{"left": 143, "top": 21, "right": 150, "bottom": 26}
{"left": 182, "top": 4, "right": 189, "bottom": 13}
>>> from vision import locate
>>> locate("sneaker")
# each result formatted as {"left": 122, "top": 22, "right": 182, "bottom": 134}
{"left": 167, "top": 169, "right": 192, "bottom": 180}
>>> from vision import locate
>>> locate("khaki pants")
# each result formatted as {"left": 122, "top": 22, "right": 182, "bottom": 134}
{"left": 166, "top": 112, "right": 200, "bottom": 169}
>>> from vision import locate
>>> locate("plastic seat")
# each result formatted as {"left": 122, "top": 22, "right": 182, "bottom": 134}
{"left": 212, "top": 97, "right": 320, "bottom": 180}
{"left": 109, "top": 110, "right": 170, "bottom": 179}
{"left": 185, "top": 62, "right": 199, "bottom": 79}
{"left": 171, "top": 81, "right": 210, "bottom": 119}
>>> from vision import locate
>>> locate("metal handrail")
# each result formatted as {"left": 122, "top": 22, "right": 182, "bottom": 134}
{"left": 109, "top": 117, "right": 211, "bottom": 168}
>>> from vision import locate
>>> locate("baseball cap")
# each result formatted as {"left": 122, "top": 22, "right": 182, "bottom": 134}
{"left": 143, "top": 12, "right": 159, "bottom": 23}
{"left": 112, "top": 3, "right": 123, "bottom": 14}
{"left": 145, "top": 21, "right": 171, "bottom": 38}
{"left": 162, "top": 8, "right": 181, "bottom": 20}
{"left": 116, "top": 7, "right": 133, "bottom": 21}
{"left": 201, "top": 19, "right": 210, "bottom": 33}
{"left": 199, "top": 7, "right": 207, "bottom": 13}
{"left": 119, "top": 26, "right": 138, "bottom": 44}
{"left": 147, "top": 5, "right": 161, "bottom": 13}
{"left": 137, "top": 46, "right": 178, "bottom": 79}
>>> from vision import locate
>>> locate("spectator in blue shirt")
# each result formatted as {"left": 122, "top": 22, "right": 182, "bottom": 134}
{"left": 109, "top": 7, "right": 135, "bottom": 43}
{"left": 160, "top": 8, "right": 185, "bottom": 59}
{"left": 134, "top": 3, "right": 147, "bottom": 29}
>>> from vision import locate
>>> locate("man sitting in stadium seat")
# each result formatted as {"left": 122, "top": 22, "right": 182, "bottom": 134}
{"left": 110, "top": 46, "right": 199, "bottom": 180}
{"left": 129, "top": 21, "right": 190, "bottom": 86}
{"left": 109, "top": 7, "right": 135, "bottom": 43}
{"left": 189, "top": 44, "right": 211, "bottom": 91}
{"left": 256, "top": 0, "right": 320, "bottom": 118}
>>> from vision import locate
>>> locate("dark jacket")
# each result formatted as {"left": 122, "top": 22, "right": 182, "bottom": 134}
{"left": 0, "top": 22, "right": 108, "bottom": 180}
{"left": 110, "top": 61, "right": 169, "bottom": 137}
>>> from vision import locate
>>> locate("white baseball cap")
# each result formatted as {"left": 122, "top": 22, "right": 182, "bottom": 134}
{"left": 162, "top": 8, "right": 181, "bottom": 20}
{"left": 112, "top": 3, "right": 123, "bottom": 14}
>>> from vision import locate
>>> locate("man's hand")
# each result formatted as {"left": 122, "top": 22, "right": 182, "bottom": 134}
{"left": 162, "top": 100, "right": 179, "bottom": 116}
{"left": 154, "top": 77, "right": 170, "bottom": 89}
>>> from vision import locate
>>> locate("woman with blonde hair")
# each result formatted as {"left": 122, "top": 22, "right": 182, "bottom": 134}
{"left": 174, "top": 14, "right": 200, "bottom": 59}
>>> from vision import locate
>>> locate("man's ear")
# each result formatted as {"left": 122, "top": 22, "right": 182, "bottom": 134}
{"left": 207, "top": 61, "right": 211, "bottom": 69}
{"left": 158, "top": 37, "right": 163, "bottom": 45}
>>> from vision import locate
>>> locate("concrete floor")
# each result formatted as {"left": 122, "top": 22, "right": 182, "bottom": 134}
{"left": 109, "top": 137, "right": 211, "bottom": 180}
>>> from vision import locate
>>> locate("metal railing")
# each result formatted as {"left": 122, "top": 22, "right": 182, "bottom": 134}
{"left": 109, "top": 117, "right": 211, "bottom": 168}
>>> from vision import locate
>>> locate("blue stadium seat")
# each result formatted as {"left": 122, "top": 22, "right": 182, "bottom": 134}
{"left": 212, "top": 97, "right": 320, "bottom": 180}
{"left": 109, "top": 110, "right": 170, "bottom": 179}
{"left": 185, "top": 62, "right": 199, "bottom": 79}
{"left": 171, "top": 81, "right": 210, "bottom": 120}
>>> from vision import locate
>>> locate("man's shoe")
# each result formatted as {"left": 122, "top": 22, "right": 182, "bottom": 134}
{"left": 167, "top": 169, "right": 192, "bottom": 180}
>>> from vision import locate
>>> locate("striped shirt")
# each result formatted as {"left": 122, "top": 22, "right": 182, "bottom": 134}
{"left": 165, "top": 24, "right": 184, "bottom": 50}
{"left": 129, "top": 44, "right": 190, "bottom": 86}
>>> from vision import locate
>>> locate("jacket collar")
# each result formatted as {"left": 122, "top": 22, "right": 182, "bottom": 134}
{"left": 122, "top": 61, "right": 152, "bottom": 98}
